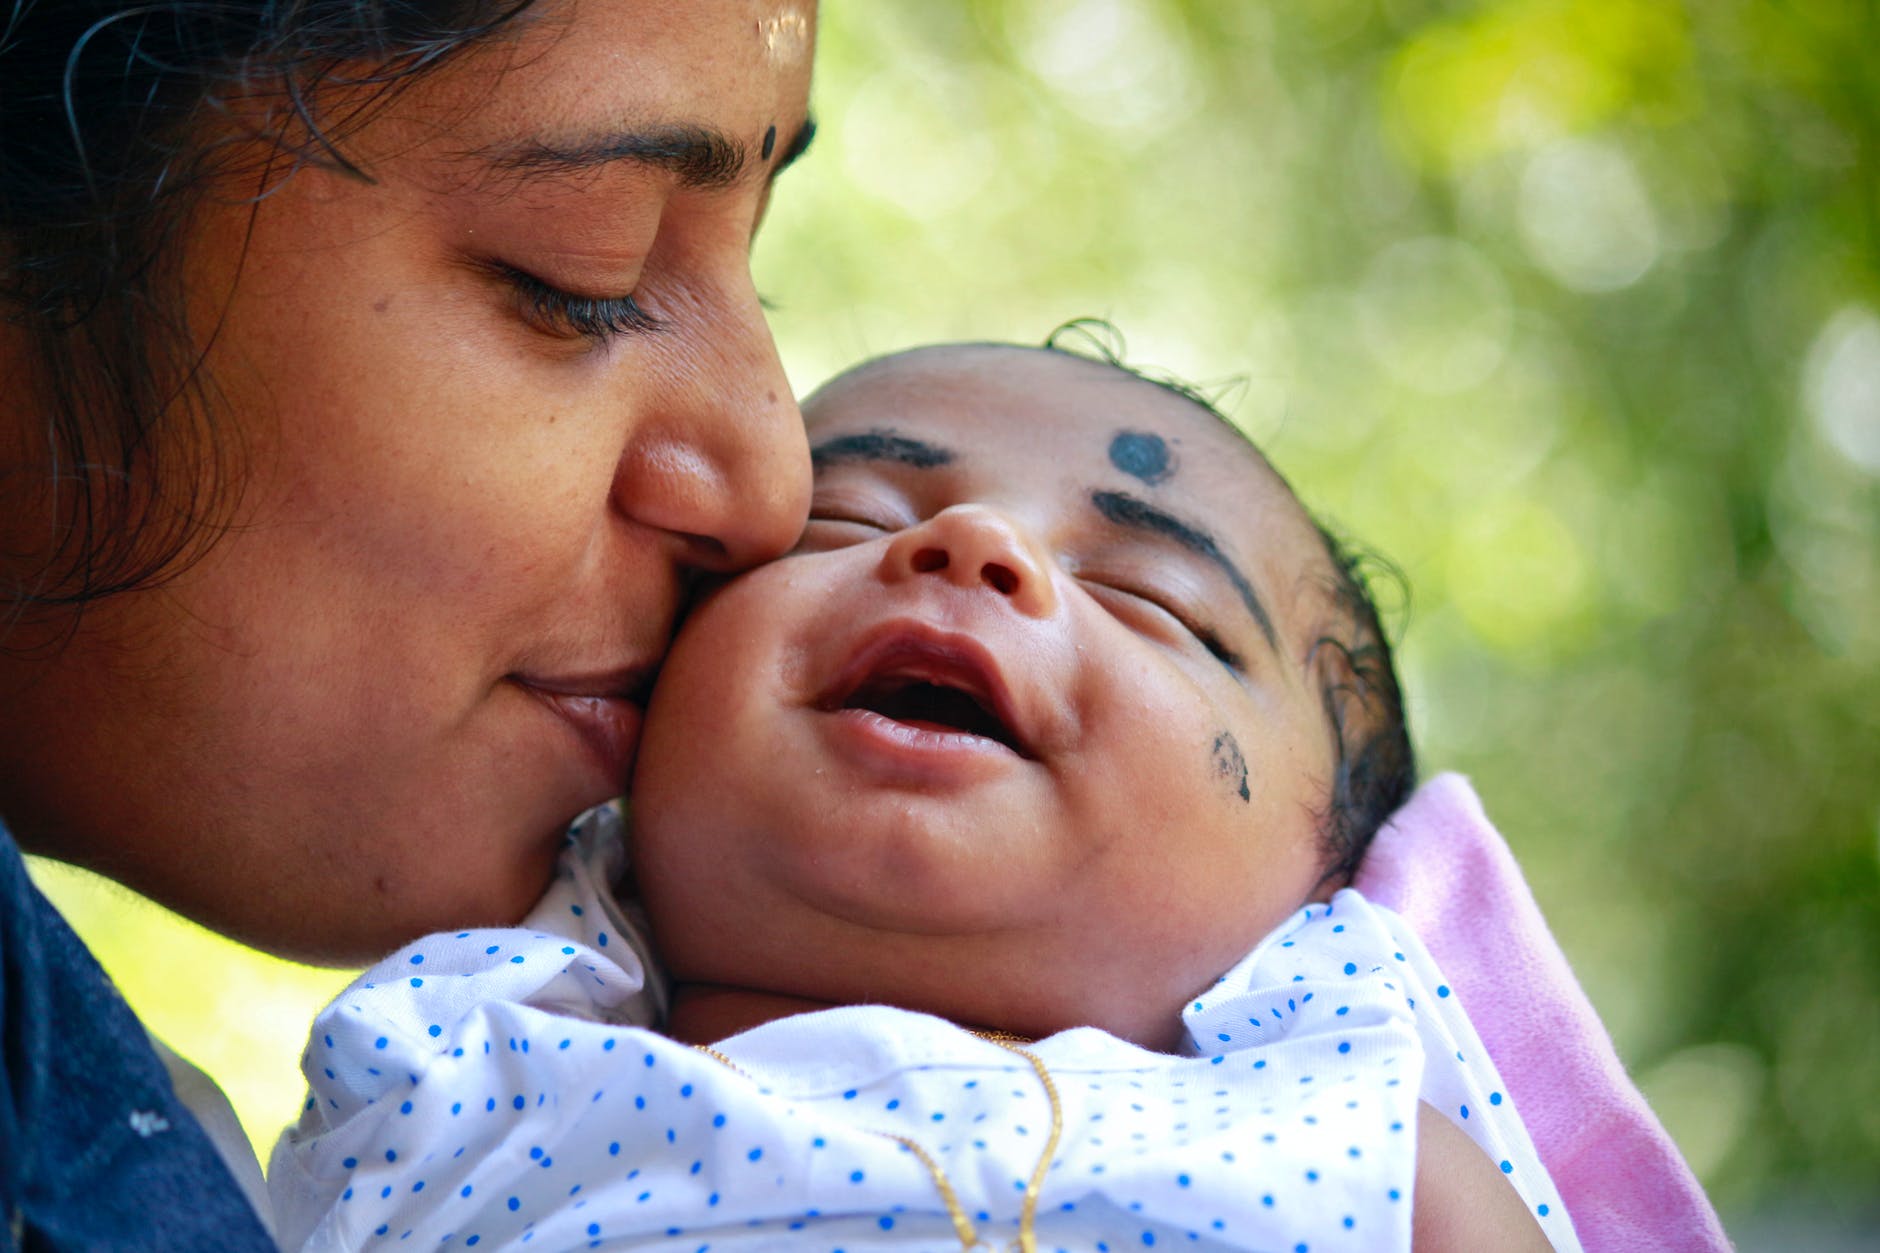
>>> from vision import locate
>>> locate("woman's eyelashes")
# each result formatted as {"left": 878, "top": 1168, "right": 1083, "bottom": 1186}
{"left": 492, "top": 262, "right": 662, "bottom": 342}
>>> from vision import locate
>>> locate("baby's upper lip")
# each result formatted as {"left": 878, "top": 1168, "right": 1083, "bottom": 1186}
{"left": 816, "top": 621, "right": 1036, "bottom": 758}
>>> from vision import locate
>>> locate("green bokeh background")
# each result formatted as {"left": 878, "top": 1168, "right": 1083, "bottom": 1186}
{"left": 30, "top": 0, "right": 1879, "bottom": 1238}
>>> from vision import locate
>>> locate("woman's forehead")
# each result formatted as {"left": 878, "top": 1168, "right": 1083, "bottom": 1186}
{"left": 349, "top": 1, "right": 817, "bottom": 174}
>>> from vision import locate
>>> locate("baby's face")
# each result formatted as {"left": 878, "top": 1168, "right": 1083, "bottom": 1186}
{"left": 632, "top": 346, "right": 1341, "bottom": 1048}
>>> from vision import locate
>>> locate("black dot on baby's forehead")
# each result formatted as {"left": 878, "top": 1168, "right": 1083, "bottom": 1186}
{"left": 761, "top": 125, "right": 778, "bottom": 160}
{"left": 1108, "top": 429, "right": 1175, "bottom": 485}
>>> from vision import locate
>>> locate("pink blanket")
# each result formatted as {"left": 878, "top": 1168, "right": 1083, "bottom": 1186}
{"left": 1353, "top": 772, "right": 1731, "bottom": 1252}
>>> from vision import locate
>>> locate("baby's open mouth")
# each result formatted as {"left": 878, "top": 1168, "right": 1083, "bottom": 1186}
{"left": 840, "top": 676, "right": 1022, "bottom": 752}
{"left": 818, "top": 632, "right": 1034, "bottom": 759}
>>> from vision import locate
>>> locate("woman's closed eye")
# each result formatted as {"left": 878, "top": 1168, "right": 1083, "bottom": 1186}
{"left": 1081, "top": 579, "right": 1244, "bottom": 672}
{"left": 491, "top": 262, "right": 662, "bottom": 342}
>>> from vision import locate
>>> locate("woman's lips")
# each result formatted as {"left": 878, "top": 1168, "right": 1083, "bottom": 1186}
{"left": 510, "top": 667, "right": 653, "bottom": 785}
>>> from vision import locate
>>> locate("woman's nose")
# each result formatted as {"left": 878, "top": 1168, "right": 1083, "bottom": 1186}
{"left": 880, "top": 504, "right": 1059, "bottom": 618}
{"left": 609, "top": 275, "right": 811, "bottom": 573}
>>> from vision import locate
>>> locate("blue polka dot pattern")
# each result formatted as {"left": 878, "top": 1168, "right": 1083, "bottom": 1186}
{"left": 270, "top": 803, "right": 1579, "bottom": 1251}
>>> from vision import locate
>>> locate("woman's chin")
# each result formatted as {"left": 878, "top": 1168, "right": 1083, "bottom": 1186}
{"left": 200, "top": 830, "right": 563, "bottom": 967}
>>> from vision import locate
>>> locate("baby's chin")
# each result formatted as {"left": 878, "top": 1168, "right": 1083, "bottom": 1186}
{"left": 662, "top": 974, "right": 1198, "bottom": 1054}
{"left": 652, "top": 914, "right": 1262, "bottom": 1055}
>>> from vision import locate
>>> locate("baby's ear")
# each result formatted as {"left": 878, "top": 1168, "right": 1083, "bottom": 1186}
{"left": 1304, "top": 620, "right": 1375, "bottom": 768}
{"left": 1302, "top": 608, "right": 1408, "bottom": 883}
{"left": 1300, "top": 523, "right": 1416, "bottom": 884}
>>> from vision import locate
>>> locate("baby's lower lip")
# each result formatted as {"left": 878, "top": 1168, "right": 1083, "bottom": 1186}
{"left": 819, "top": 706, "right": 1025, "bottom": 781}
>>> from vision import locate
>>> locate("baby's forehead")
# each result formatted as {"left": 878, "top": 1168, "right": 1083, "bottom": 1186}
{"left": 807, "top": 341, "right": 1199, "bottom": 409}
{"left": 810, "top": 344, "right": 1239, "bottom": 447}
{"left": 803, "top": 344, "right": 1290, "bottom": 514}
{"left": 803, "top": 345, "right": 1338, "bottom": 645}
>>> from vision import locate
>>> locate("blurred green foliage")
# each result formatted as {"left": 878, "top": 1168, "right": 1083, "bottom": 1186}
{"left": 32, "top": 0, "right": 1879, "bottom": 1229}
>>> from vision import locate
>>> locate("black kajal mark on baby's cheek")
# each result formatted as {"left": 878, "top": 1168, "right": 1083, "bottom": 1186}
{"left": 1109, "top": 430, "right": 1175, "bottom": 486}
{"left": 762, "top": 125, "right": 778, "bottom": 160}
{"left": 1211, "top": 732, "right": 1250, "bottom": 804}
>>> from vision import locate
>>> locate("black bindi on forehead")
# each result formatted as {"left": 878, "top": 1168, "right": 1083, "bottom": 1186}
{"left": 1108, "top": 430, "right": 1175, "bottom": 486}
{"left": 810, "top": 429, "right": 955, "bottom": 472}
{"left": 762, "top": 124, "right": 778, "bottom": 161}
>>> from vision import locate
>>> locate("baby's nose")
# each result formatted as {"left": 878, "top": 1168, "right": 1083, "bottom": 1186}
{"left": 880, "top": 505, "right": 1058, "bottom": 618}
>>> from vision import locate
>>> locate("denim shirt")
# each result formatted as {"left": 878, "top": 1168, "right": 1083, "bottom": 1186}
{"left": 0, "top": 823, "right": 275, "bottom": 1251}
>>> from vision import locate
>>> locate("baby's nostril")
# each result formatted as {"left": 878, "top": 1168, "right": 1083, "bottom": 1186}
{"left": 911, "top": 548, "right": 949, "bottom": 574}
{"left": 982, "top": 563, "right": 1019, "bottom": 595}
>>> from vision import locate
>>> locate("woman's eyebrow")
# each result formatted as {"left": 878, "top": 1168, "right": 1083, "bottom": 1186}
{"left": 809, "top": 429, "right": 955, "bottom": 471}
{"left": 1091, "top": 490, "right": 1278, "bottom": 651}
{"left": 473, "top": 117, "right": 816, "bottom": 189}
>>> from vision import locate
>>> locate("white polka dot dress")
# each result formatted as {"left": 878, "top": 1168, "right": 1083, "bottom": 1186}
{"left": 270, "top": 807, "right": 1580, "bottom": 1251}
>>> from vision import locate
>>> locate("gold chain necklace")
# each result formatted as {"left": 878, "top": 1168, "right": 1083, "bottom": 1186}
{"left": 692, "top": 1029, "right": 1063, "bottom": 1253}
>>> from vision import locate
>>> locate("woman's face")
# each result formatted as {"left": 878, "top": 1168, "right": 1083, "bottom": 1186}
{"left": 0, "top": 0, "right": 818, "bottom": 962}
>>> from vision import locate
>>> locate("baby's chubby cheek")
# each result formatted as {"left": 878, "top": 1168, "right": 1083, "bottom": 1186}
{"left": 622, "top": 585, "right": 796, "bottom": 956}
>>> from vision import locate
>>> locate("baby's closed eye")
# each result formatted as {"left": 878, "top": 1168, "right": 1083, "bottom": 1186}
{"left": 794, "top": 490, "right": 916, "bottom": 553}
{"left": 1077, "top": 577, "right": 1244, "bottom": 672}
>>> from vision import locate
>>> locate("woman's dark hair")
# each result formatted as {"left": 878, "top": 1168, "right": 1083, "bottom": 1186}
{"left": 1, "top": 1, "right": 540, "bottom": 629}
{"left": 1042, "top": 319, "right": 1417, "bottom": 878}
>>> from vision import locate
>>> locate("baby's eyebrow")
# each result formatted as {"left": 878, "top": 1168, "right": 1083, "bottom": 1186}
{"left": 1091, "top": 490, "right": 1278, "bottom": 651}
{"left": 809, "top": 429, "right": 955, "bottom": 471}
